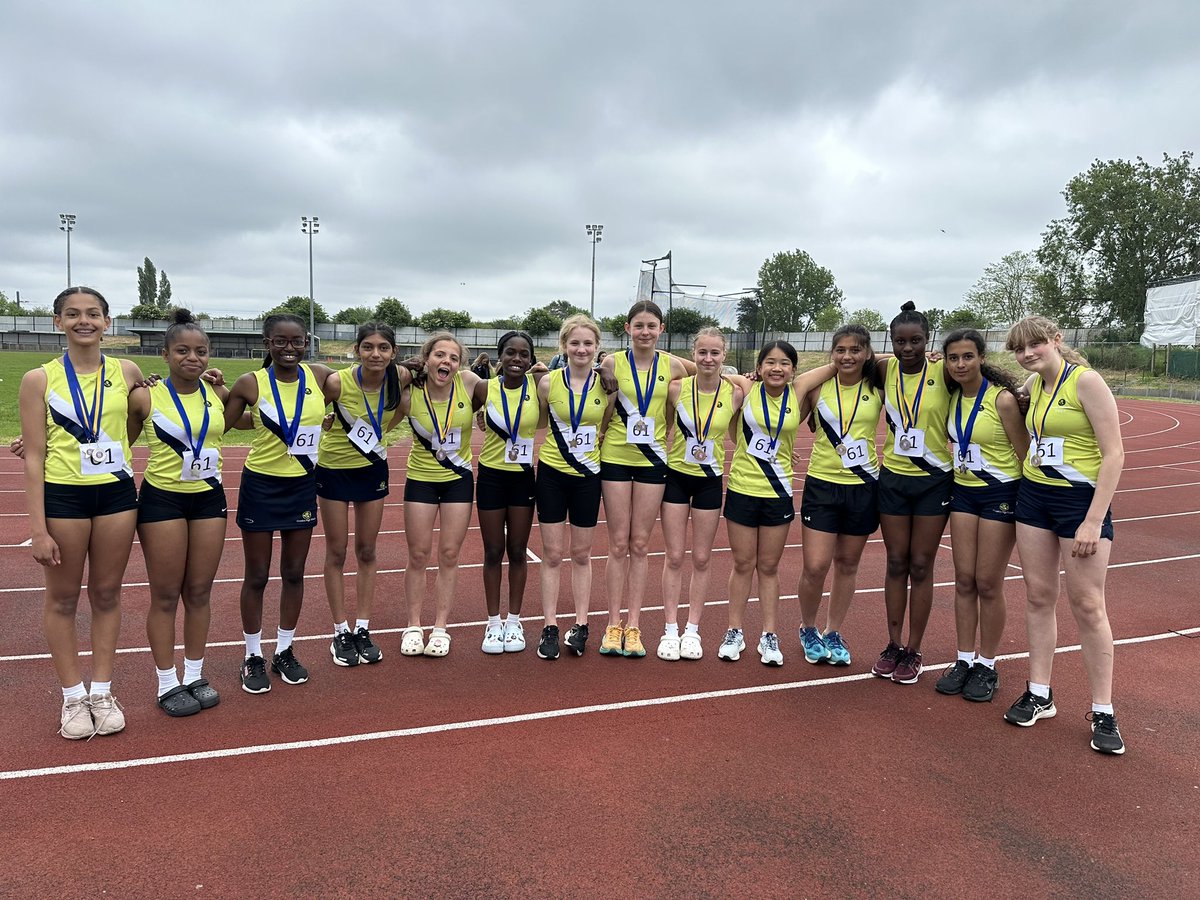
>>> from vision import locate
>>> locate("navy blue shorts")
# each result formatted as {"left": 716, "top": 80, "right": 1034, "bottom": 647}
{"left": 316, "top": 459, "right": 390, "bottom": 503}
{"left": 536, "top": 464, "right": 601, "bottom": 527}
{"left": 663, "top": 469, "right": 723, "bottom": 510}
{"left": 724, "top": 489, "right": 794, "bottom": 529}
{"left": 44, "top": 480, "right": 138, "bottom": 520}
{"left": 950, "top": 481, "right": 1019, "bottom": 523}
{"left": 236, "top": 469, "right": 317, "bottom": 532}
{"left": 878, "top": 468, "right": 953, "bottom": 518}
{"left": 600, "top": 461, "right": 668, "bottom": 485}
{"left": 138, "top": 480, "right": 228, "bottom": 524}
{"left": 1016, "top": 479, "right": 1114, "bottom": 541}
{"left": 800, "top": 476, "right": 879, "bottom": 536}
{"left": 477, "top": 465, "right": 536, "bottom": 511}
{"left": 404, "top": 474, "right": 474, "bottom": 505}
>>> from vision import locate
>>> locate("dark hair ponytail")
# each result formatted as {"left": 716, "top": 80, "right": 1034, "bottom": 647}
{"left": 163, "top": 307, "right": 208, "bottom": 350}
{"left": 354, "top": 321, "right": 401, "bottom": 411}
{"left": 890, "top": 300, "right": 929, "bottom": 338}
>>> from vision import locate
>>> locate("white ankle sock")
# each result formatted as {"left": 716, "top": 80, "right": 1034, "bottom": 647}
{"left": 183, "top": 657, "right": 204, "bottom": 685}
{"left": 957, "top": 651, "right": 975, "bottom": 664}
{"left": 156, "top": 666, "right": 180, "bottom": 697}
{"left": 488, "top": 615, "right": 501, "bottom": 627}
{"left": 355, "top": 618, "right": 369, "bottom": 631}
{"left": 1091, "top": 702, "right": 1114, "bottom": 715}
{"left": 1029, "top": 681, "right": 1051, "bottom": 699}
{"left": 244, "top": 631, "right": 262, "bottom": 658}
{"left": 90, "top": 680, "right": 112, "bottom": 697}
{"left": 976, "top": 655, "right": 995, "bottom": 669}
{"left": 684, "top": 623, "right": 699, "bottom": 635}
{"left": 664, "top": 623, "right": 679, "bottom": 638}
{"left": 276, "top": 627, "right": 296, "bottom": 653}
{"left": 334, "top": 621, "right": 350, "bottom": 634}
{"left": 506, "top": 613, "right": 520, "bottom": 625}
{"left": 63, "top": 683, "right": 87, "bottom": 702}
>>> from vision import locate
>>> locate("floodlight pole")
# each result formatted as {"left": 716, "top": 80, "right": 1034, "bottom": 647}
{"left": 586, "top": 224, "right": 603, "bottom": 317}
{"left": 59, "top": 213, "right": 76, "bottom": 286}
{"left": 301, "top": 216, "right": 320, "bottom": 358}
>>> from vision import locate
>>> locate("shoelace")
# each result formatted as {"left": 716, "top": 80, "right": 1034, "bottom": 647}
{"left": 762, "top": 633, "right": 780, "bottom": 652}
{"left": 59, "top": 698, "right": 92, "bottom": 737}
{"left": 825, "top": 633, "right": 844, "bottom": 652}
{"left": 802, "top": 629, "right": 823, "bottom": 650}
{"left": 1087, "top": 712, "right": 1119, "bottom": 735}
{"left": 723, "top": 628, "right": 743, "bottom": 645}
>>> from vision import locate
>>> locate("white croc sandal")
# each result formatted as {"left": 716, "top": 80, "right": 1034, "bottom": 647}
{"left": 657, "top": 634, "right": 681, "bottom": 661}
{"left": 679, "top": 633, "right": 703, "bottom": 660}
{"left": 423, "top": 628, "right": 452, "bottom": 657}
{"left": 400, "top": 627, "right": 426, "bottom": 656}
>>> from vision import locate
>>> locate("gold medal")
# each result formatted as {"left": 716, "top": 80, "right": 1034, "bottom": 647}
{"left": 572, "top": 432, "right": 584, "bottom": 447}
{"left": 691, "top": 444, "right": 707, "bottom": 461}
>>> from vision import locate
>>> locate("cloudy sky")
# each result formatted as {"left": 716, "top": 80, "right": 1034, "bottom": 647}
{"left": 2, "top": 1, "right": 1197, "bottom": 324}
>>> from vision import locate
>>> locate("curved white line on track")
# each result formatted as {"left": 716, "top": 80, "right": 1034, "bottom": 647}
{"left": 1, "top": 627, "right": 1195, "bottom": 781}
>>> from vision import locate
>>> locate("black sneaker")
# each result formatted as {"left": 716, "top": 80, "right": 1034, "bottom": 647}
{"left": 1003, "top": 686, "right": 1056, "bottom": 726}
{"left": 935, "top": 660, "right": 972, "bottom": 695}
{"left": 537, "top": 625, "right": 560, "bottom": 660}
{"left": 962, "top": 663, "right": 999, "bottom": 703}
{"left": 331, "top": 631, "right": 360, "bottom": 667}
{"left": 353, "top": 627, "right": 383, "bottom": 664}
{"left": 240, "top": 655, "right": 271, "bottom": 694}
{"left": 564, "top": 623, "right": 589, "bottom": 656}
{"left": 271, "top": 647, "right": 310, "bottom": 685}
{"left": 1087, "top": 711, "right": 1125, "bottom": 755}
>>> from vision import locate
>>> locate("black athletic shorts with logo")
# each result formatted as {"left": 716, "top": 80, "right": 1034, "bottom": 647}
{"left": 878, "top": 468, "right": 953, "bottom": 518}
{"left": 477, "top": 465, "right": 536, "bottom": 511}
{"left": 723, "top": 488, "right": 794, "bottom": 528}
{"left": 138, "top": 480, "right": 227, "bottom": 524}
{"left": 800, "top": 476, "right": 879, "bottom": 536}
{"left": 949, "top": 481, "right": 1019, "bottom": 523}
{"left": 1016, "top": 479, "right": 1114, "bottom": 541}
{"left": 43, "top": 480, "right": 138, "bottom": 520}
{"left": 316, "top": 458, "right": 390, "bottom": 503}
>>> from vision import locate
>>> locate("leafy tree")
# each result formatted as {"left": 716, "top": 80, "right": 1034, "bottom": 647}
{"left": 598, "top": 314, "right": 627, "bottom": 336}
{"left": 157, "top": 271, "right": 172, "bottom": 308}
{"left": 417, "top": 307, "right": 471, "bottom": 331}
{"left": 374, "top": 297, "right": 413, "bottom": 328}
{"left": 522, "top": 307, "right": 562, "bottom": 336}
{"left": 475, "top": 317, "right": 522, "bottom": 330}
{"left": 847, "top": 308, "right": 886, "bottom": 331}
{"left": 1032, "top": 222, "right": 1091, "bottom": 327}
{"left": 736, "top": 293, "right": 767, "bottom": 334}
{"left": 334, "top": 305, "right": 377, "bottom": 325}
{"left": 265, "top": 295, "right": 330, "bottom": 325}
{"left": 137, "top": 257, "right": 158, "bottom": 309}
{"left": 812, "top": 303, "right": 846, "bottom": 331}
{"left": 663, "top": 307, "right": 718, "bottom": 335}
{"left": 964, "top": 251, "right": 1039, "bottom": 327}
{"left": 755, "top": 249, "right": 845, "bottom": 331}
{"left": 128, "top": 303, "right": 167, "bottom": 319}
{"left": 544, "top": 300, "right": 587, "bottom": 321}
{"left": 923, "top": 308, "right": 947, "bottom": 333}
{"left": 0, "top": 290, "right": 20, "bottom": 315}
{"left": 941, "top": 307, "right": 987, "bottom": 330}
{"left": 1037, "top": 152, "right": 1200, "bottom": 326}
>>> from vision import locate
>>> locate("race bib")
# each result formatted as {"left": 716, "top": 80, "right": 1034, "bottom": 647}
{"left": 685, "top": 438, "right": 715, "bottom": 465}
{"left": 893, "top": 428, "right": 926, "bottom": 458}
{"left": 746, "top": 433, "right": 778, "bottom": 463}
{"left": 626, "top": 416, "right": 655, "bottom": 445}
{"left": 436, "top": 427, "right": 463, "bottom": 457}
{"left": 505, "top": 437, "right": 534, "bottom": 464}
{"left": 956, "top": 442, "right": 984, "bottom": 472}
{"left": 1029, "top": 436, "right": 1065, "bottom": 466}
{"left": 181, "top": 448, "right": 220, "bottom": 482}
{"left": 288, "top": 425, "right": 321, "bottom": 457}
{"left": 346, "top": 417, "right": 382, "bottom": 456}
{"left": 80, "top": 441, "right": 125, "bottom": 476}
{"left": 839, "top": 438, "right": 869, "bottom": 469}
{"left": 568, "top": 426, "right": 597, "bottom": 457}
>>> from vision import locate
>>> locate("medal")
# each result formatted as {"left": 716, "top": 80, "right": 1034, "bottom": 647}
{"left": 571, "top": 432, "right": 584, "bottom": 447}
{"left": 87, "top": 447, "right": 106, "bottom": 465}
{"left": 498, "top": 376, "right": 528, "bottom": 462}
{"left": 899, "top": 434, "right": 913, "bottom": 452}
{"left": 565, "top": 366, "right": 593, "bottom": 445}
{"left": 834, "top": 378, "right": 864, "bottom": 455}
{"left": 632, "top": 418, "right": 649, "bottom": 437}
{"left": 1030, "top": 361, "right": 1071, "bottom": 467}
{"left": 422, "top": 377, "right": 457, "bottom": 462}
{"left": 836, "top": 443, "right": 847, "bottom": 456}
{"left": 507, "top": 443, "right": 519, "bottom": 462}
{"left": 627, "top": 349, "right": 659, "bottom": 432}
{"left": 691, "top": 444, "right": 708, "bottom": 461}
{"left": 62, "top": 353, "right": 106, "bottom": 443}
{"left": 758, "top": 382, "right": 791, "bottom": 455}
{"left": 436, "top": 448, "right": 447, "bottom": 461}
{"left": 690, "top": 378, "right": 720, "bottom": 465}
{"left": 953, "top": 378, "right": 988, "bottom": 475}
{"left": 355, "top": 365, "right": 386, "bottom": 443}
{"left": 268, "top": 365, "right": 307, "bottom": 449}
{"left": 895, "top": 359, "right": 927, "bottom": 445}
{"left": 1033, "top": 451, "right": 1044, "bottom": 466}
{"left": 166, "top": 376, "right": 212, "bottom": 475}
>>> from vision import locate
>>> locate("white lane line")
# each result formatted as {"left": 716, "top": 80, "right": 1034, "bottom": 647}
{"left": 2, "top": 627, "right": 1195, "bottom": 782}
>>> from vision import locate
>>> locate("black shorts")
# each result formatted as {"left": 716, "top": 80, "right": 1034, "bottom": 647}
{"left": 950, "top": 481, "right": 1019, "bottom": 523}
{"left": 663, "top": 469, "right": 723, "bottom": 510}
{"left": 878, "top": 468, "right": 953, "bottom": 518}
{"left": 536, "top": 464, "right": 601, "bottom": 528}
{"left": 138, "top": 480, "right": 228, "bottom": 524}
{"left": 1016, "top": 479, "right": 1114, "bottom": 541}
{"left": 43, "top": 480, "right": 138, "bottom": 520}
{"left": 724, "top": 489, "right": 795, "bottom": 529}
{"left": 316, "top": 459, "right": 390, "bottom": 503}
{"left": 236, "top": 469, "right": 318, "bottom": 532}
{"left": 404, "top": 474, "right": 474, "bottom": 505}
{"left": 800, "top": 476, "right": 879, "bottom": 536}
{"left": 600, "top": 461, "right": 668, "bottom": 485}
{"left": 477, "top": 465, "right": 536, "bottom": 511}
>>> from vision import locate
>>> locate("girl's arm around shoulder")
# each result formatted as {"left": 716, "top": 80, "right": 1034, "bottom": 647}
{"left": 121, "top": 359, "right": 151, "bottom": 444}
{"left": 668, "top": 354, "right": 695, "bottom": 379}
{"left": 223, "top": 371, "right": 259, "bottom": 432}
{"left": 995, "top": 389, "right": 1030, "bottom": 457}
{"left": 793, "top": 362, "right": 836, "bottom": 395}
{"left": 458, "top": 369, "right": 486, "bottom": 410}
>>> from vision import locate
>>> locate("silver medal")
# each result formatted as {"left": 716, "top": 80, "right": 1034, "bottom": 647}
{"left": 436, "top": 448, "right": 447, "bottom": 461}
{"left": 507, "top": 444, "right": 519, "bottom": 462}
{"left": 899, "top": 434, "right": 912, "bottom": 452}
{"left": 835, "top": 443, "right": 847, "bottom": 456}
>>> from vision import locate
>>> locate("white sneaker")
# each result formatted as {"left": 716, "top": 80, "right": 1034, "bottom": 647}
{"left": 717, "top": 628, "right": 745, "bottom": 661}
{"left": 502, "top": 620, "right": 526, "bottom": 653}
{"left": 59, "top": 696, "right": 94, "bottom": 740}
{"left": 679, "top": 632, "right": 703, "bottom": 660}
{"left": 89, "top": 693, "right": 126, "bottom": 736}
{"left": 758, "top": 632, "right": 783, "bottom": 667}
{"left": 482, "top": 623, "right": 505, "bottom": 654}
{"left": 657, "top": 634, "right": 681, "bottom": 661}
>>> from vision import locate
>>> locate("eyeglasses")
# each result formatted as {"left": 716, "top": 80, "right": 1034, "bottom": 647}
{"left": 268, "top": 337, "right": 308, "bottom": 349}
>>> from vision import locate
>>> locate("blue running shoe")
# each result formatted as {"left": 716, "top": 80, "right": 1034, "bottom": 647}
{"left": 824, "top": 630, "right": 851, "bottom": 666}
{"left": 800, "top": 626, "right": 831, "bottom": 664}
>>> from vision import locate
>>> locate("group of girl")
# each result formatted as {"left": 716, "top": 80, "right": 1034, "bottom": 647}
{"left": 20, "top": 289, "right": 1125, "bottom": 756}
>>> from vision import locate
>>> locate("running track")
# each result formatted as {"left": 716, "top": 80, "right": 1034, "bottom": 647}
{"left": 1, "top": 399, "right": 1198, "bottom": 897}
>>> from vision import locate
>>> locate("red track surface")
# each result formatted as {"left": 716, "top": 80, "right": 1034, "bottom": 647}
{"left": 2, "top": 399, "right": 1198, "bottom": 897}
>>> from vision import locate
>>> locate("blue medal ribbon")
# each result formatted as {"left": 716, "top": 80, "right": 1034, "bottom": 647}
{"left": 355, "top": 365, "right": 385, "bottom": 440}
{"left": 1031, "top": 362, "right": 1071, "bottom": 445}
{"left": 422, "top": 377, "right": 457, "bottom": 448}
{"left": 896, "top": 360, "right": 928, "bottom": 433}
{"left": 62, "top": 353, "right": 106, "bottom": 443}
{"left": 165, "top": 377, "right": 210, "bottom": 458}
{"left": 268, "top": 365, "right": 306, "bottom": 447}
{"left": 565, "top": 367, "right": 592, "bottom": 432}
{"left": 760, "top": 383, "right": 791, "bottom": 452}
{"left": 499, "top": 376, "right": 528, "bottom": 441}
{"left": 691, "top": 378, "right": 720, "bottom": 444}
{"left": 835, "top": 378, "right": 864, "bottom": 444}
{"left": 627, "top": 350, "right": 659, "bottom": 418}
{"left": 954, "top": 379, "right": 988, "bottom": 464}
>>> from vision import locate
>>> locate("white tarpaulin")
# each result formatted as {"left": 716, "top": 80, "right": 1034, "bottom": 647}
{"left": 1141, "top": 278, "right": 1200, "bottom": 347}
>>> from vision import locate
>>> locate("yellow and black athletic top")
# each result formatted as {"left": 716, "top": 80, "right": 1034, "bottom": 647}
{"left": 727, "top": 383, "right": 802, "bottom": 499}
{"left": 41, "top": 355, "right": 133, "bottom": 485}
{"left": 246, "top": 364, "right": 327, "bottom": 477}
{"left": 809, "top": 377, "right": 884, "bottom": 485}
{"left": 480, "top": 375, "right": 539, "bottom": 473}
{"left": 540, "top": 368, "right": 606, "bottom": 477}
{"left": 668, "top": 377, "right": 735, "bottom": 479}
{"left": 407, "top": 372, "right": 474, "bottom": 482}
{"left": 601, "top": 350, "right": 671, "bottom": 467}
{"left": 1023, "top": 364, "right": 1102, "bottom": 488}
{"left": 144, "top": 380, "right": 226, "bottom": 492}
{"left": 947, "top": 382, "right": 1021, "bottom": 488}
{"left": 319, "top": 366, "right": 391, "bottom": 470}
{"left": 882, "top": 357, "right": 952, "bottom": 475}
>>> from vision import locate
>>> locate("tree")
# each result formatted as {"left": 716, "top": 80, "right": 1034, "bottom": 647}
{"left": 598, "top": 314, "right": 627, "bottom": 337}
{"left": 522, "top": 307, "right": 561, "bottom": 336}
{"left": 0, "top": 290, "right": 20, "bottom": 315}
{"left": 137, "top": 257, "right": 158, "bottom": 309}
{"left": 663, "top": 307, "right": 718, "bottom": 335}
{"left": 923, "top": 308, "right": 947, "bottom": 333}
{"left": 847, "top": 308, "right": 886, "bottom": 331}
{"left": 157, "top": 271, "right": 172, "bottom": 308}
{"left": 964, "top": 250, "right": 1039, "bottom": 328}
{"left": 417, "top": 307, "right": 471, "bottom": 331}
{"left": 475, "top": 317, "right": 522, "bottom": 330}
{"left": 333, "top": 305, "right": 377, "bottom": 325}
{"left": 374, "top": 297, "right": 413, "bottom": 328}
{"left": 812, "top": 303, "right": 846, "bottom": 331}
{"left": 941, "top": 307, "right": 987, "bottom": 330}
{"left": 755, "top": 249, "right": 845, "bottom": 331}
{"left": 544, "top": 300, "right": 587, "bottom": 321}
{"left": 128, "top": 303, "right": 167, "bottom": 319}
{"left": 265, "top": 295, "right": 330, "bottom": 325}
{"left": 1037, "top": 152, "right": 1200, "bottom": 326}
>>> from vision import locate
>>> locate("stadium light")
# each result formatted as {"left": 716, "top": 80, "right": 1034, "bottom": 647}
{"left": 301, "top": 216, "right": 320, "bottom": 357}
{"left": 586, "top": 224, "right": 604, "bottom": 317}
{"left": 59, "top": 214, "right": 76, "bottom": 286}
